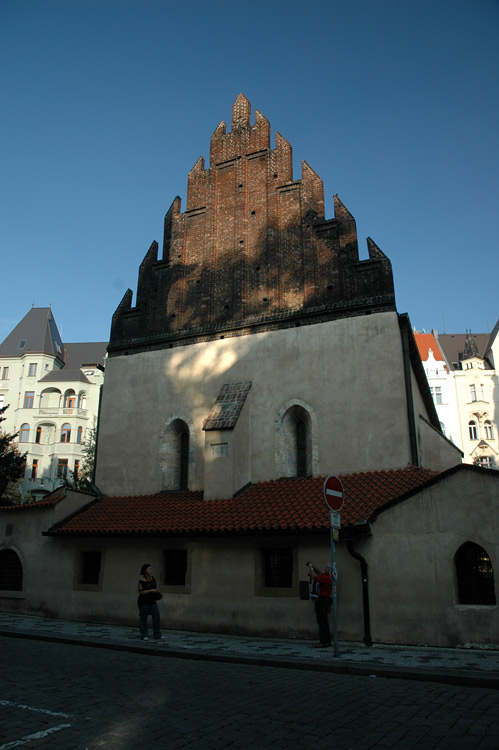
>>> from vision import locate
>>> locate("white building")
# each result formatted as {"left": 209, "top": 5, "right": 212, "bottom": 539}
{"left": 0, "top": 307, "right": 107, "bottom": 500}
{"left": 415, "top": 322, "right": 499, "bottom": 469}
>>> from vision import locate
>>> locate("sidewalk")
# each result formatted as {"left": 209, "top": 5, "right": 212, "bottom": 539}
{"left": 1, "top": 612, "right": 498, "bottom": 689}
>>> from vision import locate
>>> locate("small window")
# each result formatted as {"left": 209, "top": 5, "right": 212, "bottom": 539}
{"left": 28, "top": 363, "right": 37, "bottom": 377}
{"left": 484, "top": 421, "right": 494, "bottom": 440}
{"left": 60, "top": 423, "right": 71, "bottom": 443}
{"left": 2, "top": 367, "right": 9, "bottom": 379}
{"left": 0, "top": 549, "right": 23, "bottom": 591}
{"left": 23, "top": 391, "right": 34, "bottom": 409}
{"left": 78, "top": 551, "right": 102, "bottom": 586}
{"left": 163, "top": 550, "right": 188, "bottom": 586}
{"left": 19, "top": 423, "right": 30, "bottom": 442}
{"left": 77, "top": 426, "right": 83, "bottom": 444}
{"left": 475, "top": 456, "right": 494, "bottom": 469}
{"left": 469, "top": 421, "right": 478, "bottom": 440}
{"left": 263, "top": 548, "right": 293, "bottom": 588}
{"left": 470, "top": 384, "right": 477, "bottom": 402}
{"left": 455, "top": 542, "right": 496, "bottom": 605}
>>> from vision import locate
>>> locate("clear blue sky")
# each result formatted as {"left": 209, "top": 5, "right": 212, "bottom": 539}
{"left": 1, "top": 0, "right": 498, "bottom": 343}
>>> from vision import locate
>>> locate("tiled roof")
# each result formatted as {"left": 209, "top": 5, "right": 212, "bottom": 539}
{"left": 47, "top": 467, "right": 438, "bottom": 536}
{"left": 0, "top": 489, "right": 66, "bottom": 510}
{"left": 414, "top": 333, "right": 445, "bottom": 362}
{"left": 203, "top": 382, "right": 252, "bottom": 430}
{"left": 0, "top": 307, "right": 64, "bottom": 360}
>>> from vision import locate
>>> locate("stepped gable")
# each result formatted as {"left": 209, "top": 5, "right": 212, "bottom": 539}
{"left": 45, "top": 467, "right": 438, "bottom": 536}
{"left": 109, "top": 95, "right": 395, "bottom": 356}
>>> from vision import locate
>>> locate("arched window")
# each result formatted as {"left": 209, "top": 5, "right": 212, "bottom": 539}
{"left": 159, "top": 418, "right": 191, "bottom": 491}
{"left": 469, "top": 421, "right": 478, "bottom": 440}
{"left": 76, "top": 426, "right": 83, "bottom": 444}
{"left": 65, "top": 391, "right": 76, "bottom": 409}
{"left": 276, "top": 402, "right": 316, "bottom": 478}
{"left": 35, "top": 426, "right": 42, "bottom": 444}
{"left": 484, "top": 421, "right": 494, "bottom": 440}
{"left": 0, "top": 549, "right": 23, "bottom": 591}
{"left": 79, "top": 394, "right": 87, "bottom": 409}
{"left": 455, "top": 542, "right": 496, "bottom": 605}
{"left": 19, "top": 423, "right": 30, "bottom": 442}
{"left": 60, "top": 423, "right": 71, "bottom": 443}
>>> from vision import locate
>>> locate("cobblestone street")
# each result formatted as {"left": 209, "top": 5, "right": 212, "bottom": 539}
{"left": 1, "top": 638, "right": 498, "bottom": 749}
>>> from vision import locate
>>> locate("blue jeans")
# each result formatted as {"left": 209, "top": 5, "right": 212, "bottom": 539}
{"left": 138, "top": 603, "right": 161, "bottom": 638}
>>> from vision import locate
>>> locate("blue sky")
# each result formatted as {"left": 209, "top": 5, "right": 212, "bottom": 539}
{"left": 1, "top": 0, "right": 498, "bottom": 343}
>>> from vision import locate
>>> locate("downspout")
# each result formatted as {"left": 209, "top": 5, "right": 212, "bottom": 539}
{"left": 347, "top": 540, "right": 373, "bottom": 647}
{"left": 400, "top": 315, "right": 419, "bottom": 466}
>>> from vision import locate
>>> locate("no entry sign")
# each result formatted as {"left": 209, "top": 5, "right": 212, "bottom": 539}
{"left": 323, "top": 475, "right": 344, "bottom": 512}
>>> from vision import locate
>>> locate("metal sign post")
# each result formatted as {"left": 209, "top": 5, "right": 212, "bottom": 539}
{"left": 323, "top": 476, "right": 344, "bottom": 658}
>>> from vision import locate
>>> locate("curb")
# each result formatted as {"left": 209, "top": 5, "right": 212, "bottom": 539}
{"left": 2, "top": 629, "right": 498, "bottom": 689}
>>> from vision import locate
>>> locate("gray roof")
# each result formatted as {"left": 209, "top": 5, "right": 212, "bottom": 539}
{"left": 64, "top": 342, "right": 108, "bottom": 369}
{"left": 39, "top": 370, "right": 92, "bottom": 384}
{"left": 437, "top": 333, "right": 491, "bottom": 370}
{"left": 0, "top": 307, "right": 64, "bottom": 360}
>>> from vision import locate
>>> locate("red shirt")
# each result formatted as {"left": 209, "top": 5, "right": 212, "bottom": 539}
{"left": 316, "top": 573, "right": 332, "bottom": 598}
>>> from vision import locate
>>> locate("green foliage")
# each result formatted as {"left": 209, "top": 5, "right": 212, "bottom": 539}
{"left": 0, "top": 405, "right": 26, "bottom": 503}
{"left": 66, "top": 417, "right": 97, "bottom": 492}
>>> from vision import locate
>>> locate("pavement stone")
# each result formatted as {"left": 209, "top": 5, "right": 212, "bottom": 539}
{"left": 0, "top": 611, "right": 498, "bottom": 688}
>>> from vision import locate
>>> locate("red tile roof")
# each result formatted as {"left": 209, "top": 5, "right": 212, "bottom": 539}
{"left": 47, "top": 467, "right": 438, "bottom": 536}
{"left": 414, "top": 333, "right": 445, "bottom": 362}
{"left": 0, "top": 489, "right": 66, "bottom": 510}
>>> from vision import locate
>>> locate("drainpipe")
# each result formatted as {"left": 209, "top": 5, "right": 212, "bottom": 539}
{"left": 347, "top": 539, "right": 373, "bottom": 647}
{"left": 400, "top": 315, "right": 419, "bottom": 466}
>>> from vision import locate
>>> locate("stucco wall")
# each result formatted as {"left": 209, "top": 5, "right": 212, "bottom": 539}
{"left": 361, "top": 469, "right": 498, "bottom": 646}
{"left": 96, "top": 312, "right": 458, "bottom": 498}
{"left": 1, "top": 470, "right": 497, "bottom": 647}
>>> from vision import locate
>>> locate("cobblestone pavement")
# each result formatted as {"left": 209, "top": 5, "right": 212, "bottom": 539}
{"left": 0, "top": 613, "right": 498, "bottom": 689}
{"left": 1, "top": 638, "right": 498, "bottom": 750}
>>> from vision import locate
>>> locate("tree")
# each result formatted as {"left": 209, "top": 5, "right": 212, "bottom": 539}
{"left": 67, "top": 418, "right": 97, "bottom": 492}
{"left": 0, "top": 405, "right": 26, "bottom": 503}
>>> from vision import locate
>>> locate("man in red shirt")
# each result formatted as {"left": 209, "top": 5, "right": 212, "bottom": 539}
{"left": 307, "top": 562, "right": 332, "bottom": 647}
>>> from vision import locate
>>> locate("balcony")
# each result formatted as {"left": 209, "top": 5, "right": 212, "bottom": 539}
{"left": 37, "top": 407, "right": 88, "bottom": 418}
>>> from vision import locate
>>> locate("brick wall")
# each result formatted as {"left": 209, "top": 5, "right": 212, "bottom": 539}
{"left": 109, "top": 94, "right": 395, "bottom": 355}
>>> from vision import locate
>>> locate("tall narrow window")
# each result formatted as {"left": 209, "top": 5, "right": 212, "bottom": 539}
{"left": 23, "top": 391, "right": 34, "bottom": 409}
{"left": 484, "top": 421, "right": 494, "bottom": 440}
{"left": 296, "top": 421, "right": 307, "bottom": 477}
{"left": 60, "top": 423, "right": 71, "bottom": 443}
{"left": 57, "top": 458, "right": 68, "bottom": 479}
{"left": 74, "top": 459, "right": 80, "bottom": 481}
{"left": 469, "top": 421, "right": 478, "bottom": 440}
{"left": 455, "top": 542, "right": 496, "bottom": 605}
{"left": 66, "top": 395, "right": 75, "bottom": 409}
{"left": 1, "top": 367, "right": 9, "bottom": 379}
{"left": 179, "top": 431, "right": 189, "bottom": 490}
{"left": 19, "top": 423, "right": 30, "bottom": 442}
{"left": 77, "top": 426, "right": 83, "bottom": 444}
{"left": 469, "top": 384, "right": 477, "bottom": 402}
{"left": 31, "top": 459, "right": 38, "bottom": 479}
{"left": 28, "top": 363, "right": 37, "bottom": 377}
{"left": 35, "top": 426, "right": 42, "bottom": 444}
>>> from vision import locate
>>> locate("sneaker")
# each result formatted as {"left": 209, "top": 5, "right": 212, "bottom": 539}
{"left": 141, "top": 636, "right": 149, "bottom": 641}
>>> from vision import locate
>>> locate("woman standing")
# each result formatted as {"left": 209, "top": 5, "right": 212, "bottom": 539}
{"left": 137, "top": 563, "right": 163, "bottom": 641}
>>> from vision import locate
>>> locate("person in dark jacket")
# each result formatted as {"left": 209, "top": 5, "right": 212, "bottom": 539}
{"left": 307, "top": 562, "right": 332, "bottom": 647}
{"left": 137, "top": 563, "right": 163, "bottom": 641}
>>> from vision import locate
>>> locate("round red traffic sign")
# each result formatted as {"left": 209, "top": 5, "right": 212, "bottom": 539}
{"left": 323, "top": 475, "right": 344, "bottom": 512}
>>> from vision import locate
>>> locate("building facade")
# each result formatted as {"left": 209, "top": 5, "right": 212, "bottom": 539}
{"left": 1, "top": 96, "right": 496, "bottom": 647}
{"left": 416, "top": 324, "right": 499, "bottom": 469}
{"left": 0, "top": 308, "right": 106, "bottom": 501}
